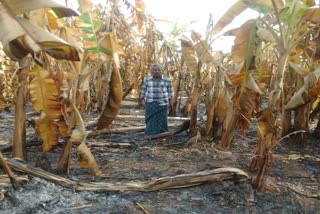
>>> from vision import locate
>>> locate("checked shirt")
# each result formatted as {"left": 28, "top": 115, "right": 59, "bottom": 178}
{"left": 140, "top": 76, "right": 173, "bottom": 105}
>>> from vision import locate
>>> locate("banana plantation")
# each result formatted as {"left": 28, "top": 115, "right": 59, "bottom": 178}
{"left": 0, "top": 0, "right": 319, "bottom": 213}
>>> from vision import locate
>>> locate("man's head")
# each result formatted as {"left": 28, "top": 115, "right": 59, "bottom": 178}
{"left": 151, "top": 64, "right": 163, "bottom": 79}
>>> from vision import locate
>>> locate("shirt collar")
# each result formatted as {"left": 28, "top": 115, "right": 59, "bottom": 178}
{"left": 152, "top": 76, "right": 162, "bottom": 80}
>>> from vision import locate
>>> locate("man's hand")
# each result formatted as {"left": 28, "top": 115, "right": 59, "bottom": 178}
{"left": 138, "top": 98, "right": 145, "bottom": 109}
{"left": 169, "top": 99, "right": 173, "bottom": 108}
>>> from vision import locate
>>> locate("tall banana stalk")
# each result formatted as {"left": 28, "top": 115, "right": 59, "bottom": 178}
{"left": 169, "top": 66, "right": 181, "bottom": 116}
{"left": 249, "top": 109, "right": 276, "bottom": 191}
{"left": 219, "top": 19, "right": 260, "bottom": 148}
{"left": 180, "top": 36, "right": 202, "bottom": 137}
{"left": 181, "top": 32, "right": 215, "bottom": 137}
{"left": 189, "top": 62, "right": 202, "bottom": 136}
{"left": 12, "top": 58, "right": 31, "bottom": 160}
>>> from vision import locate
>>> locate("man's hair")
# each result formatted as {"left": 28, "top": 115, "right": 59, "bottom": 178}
{"left": 151, "top": 64, "right": 163, "bottom": 71}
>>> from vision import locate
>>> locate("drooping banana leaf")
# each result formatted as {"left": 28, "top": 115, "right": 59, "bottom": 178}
{"left": 56, "top": 116, "right": 70, "bottom": 138}
{"left": 135, "top": 0, "right": 145, "bottom": 33}
{"left": 0, "top": 4, "right": 80, "bottom": 61}
{"left": 29, "top": 65, "right": 61, "bottom": 119}
{"left": 180, "top": 36, "right": 198, "bottom": 76}
{"left": 76, "top": 142, "right": 101, "bottom": 176}
{"left": 191, "top": 32, "right": 213, "bottom": 64}
{"left": 29, "top": 65, "right": 61, "bottom": 151}
{"left": 225, "top": 18, "right": 258, "bottom": 86}
{"left": 1, "top": 0, "right": 79, "bottom": 17}
{"left": 221, "top": 67, "right": 261, "bottom": 147}
{"left": 97, "top": 61, "right": 123, "bottom": 129}
{"left": 255, "top": 109, "right": 275, "bottom": 146}
{"left": 285, "top": 68, "right": 320, "bottom": 110}
{"left": 98, "top": 32, "right": 124, "bottom": 56}
{"left": 96, "top": 33, "right": 124, "bottom": 130}
{"left": 36, "top": 112, "right": 60, "bottom": 152}
{"left": 220, "top": 16, "right": 260, "bottom": 147}
{"left": 239, "top": 86, "right": 259, "bottom": 113}
{"left": 46, "top": 10, "right": 60, "bottom": 30}
{"left": 209, "top": 1, "right": 247, "bottom": 36}
{"left": 70, "top": 103, "right": 88, "bottom": 142}
{"left": 237, "top": 85, "right": 261, "bottom": 134}
{"left": 57, "top": 27, "right": 84, "bottom": 51}
{"left": 209, "top": 0, "right": 283, "bottom": 36}
{"left": 78, "top": 12, "right": 112, "bottom": 58}
{"left": 224, "top": 19, "right": 257, "bottom": 63}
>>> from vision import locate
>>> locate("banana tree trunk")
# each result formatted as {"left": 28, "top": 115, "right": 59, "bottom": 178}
{"left": 205, "top": 101, "right": 214, "bottom": 137}
{"left": 169, "top": 70, "right": 180, "bottom": 116}
{"left": 206, "top": 66, "right": 225, "bottom": 139}
{"left": 57, "top": 139, "right": 73, "bottom": 174}
{"left": 189, "top": 64, "right": 201, "bottom": 137}
{"left": 13, "top": 59, "right": 30, "bottom": 160}
{"left": 293, "top": 103, "right": 310, "bottom": 144}
{"left": 291, "top": 72, "right": 310, "bottom": 144}
{"left": 254, "top": 149, "right": 273, "bottom": 191}
{"left": 281, "top": 110, "right": 292, "bottom": 136}
{"left": 189, "top": 84, "right": 200, "bottom": 136}
{"left": 270, "top": 52, "right": 290, "bottom": 137}
{"left": 249, "top": 109, "right": 276, "bottom": 191}
{"left": 220, "top": 112, "right": 238, "bottom": 148}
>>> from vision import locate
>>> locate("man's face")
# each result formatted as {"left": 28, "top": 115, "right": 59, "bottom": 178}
{"left": 152, "top": 67, "right": 162, "bottom": 78}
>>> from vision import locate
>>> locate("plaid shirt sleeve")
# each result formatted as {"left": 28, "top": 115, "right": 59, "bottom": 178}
{"left": 167, "top": 78, "right": 173, "bottom": 99}
{"left": 140, "top": 77, "right": 147, "bottom": 99}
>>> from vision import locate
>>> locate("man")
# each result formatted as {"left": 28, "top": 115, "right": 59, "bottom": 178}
{"left": 139, "top": 64, "right": 173, "bottom": 136}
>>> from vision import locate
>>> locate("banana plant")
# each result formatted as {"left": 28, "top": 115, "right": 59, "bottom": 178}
{"left": 209, "top": 0, "right": 320, "bottom": 190}
{"left": 264, "top": 0, "right": 319, "bottom": 138}
{"left": 180, "top": 32, "right": 216, "bottom": 137}
{"left": 0, "top": 0, "right": 80, "bottom": 160}
{"left": 208, "top": 0, "right": 279, "bottom": 191}
{"left": 52, "top": 3, "right": 125, "bottom": 172}
{"left": 208, "top": 0, "right": 319, "bottom": 140}
{"left": 253, "top": 0, "right": 320, "bottom": 190}
{"left": 207, "top": 1, "right": 281, "bottom": 147}
{"left": 0, "top": 0, "right": 104, "bottom": 176}
{"left": 218, "top": 19, "right": 262, "bottom": 148}
{"left": 75, "top": 8, "right": 124, "bottom": 130}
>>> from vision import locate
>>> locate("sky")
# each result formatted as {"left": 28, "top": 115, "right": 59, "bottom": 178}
{"left": 55, "top": 0, "right": 259, "bottom": 52}
{"left": 144, "top": 0, "right": 257, "bottom": 33}
{"left": 142, "top": 0, "right": 259, "bottom": 52}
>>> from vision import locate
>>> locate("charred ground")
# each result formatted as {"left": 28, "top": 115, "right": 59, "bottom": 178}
{"left": 0, "top": 97, "right": 319, "bottom": 214}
